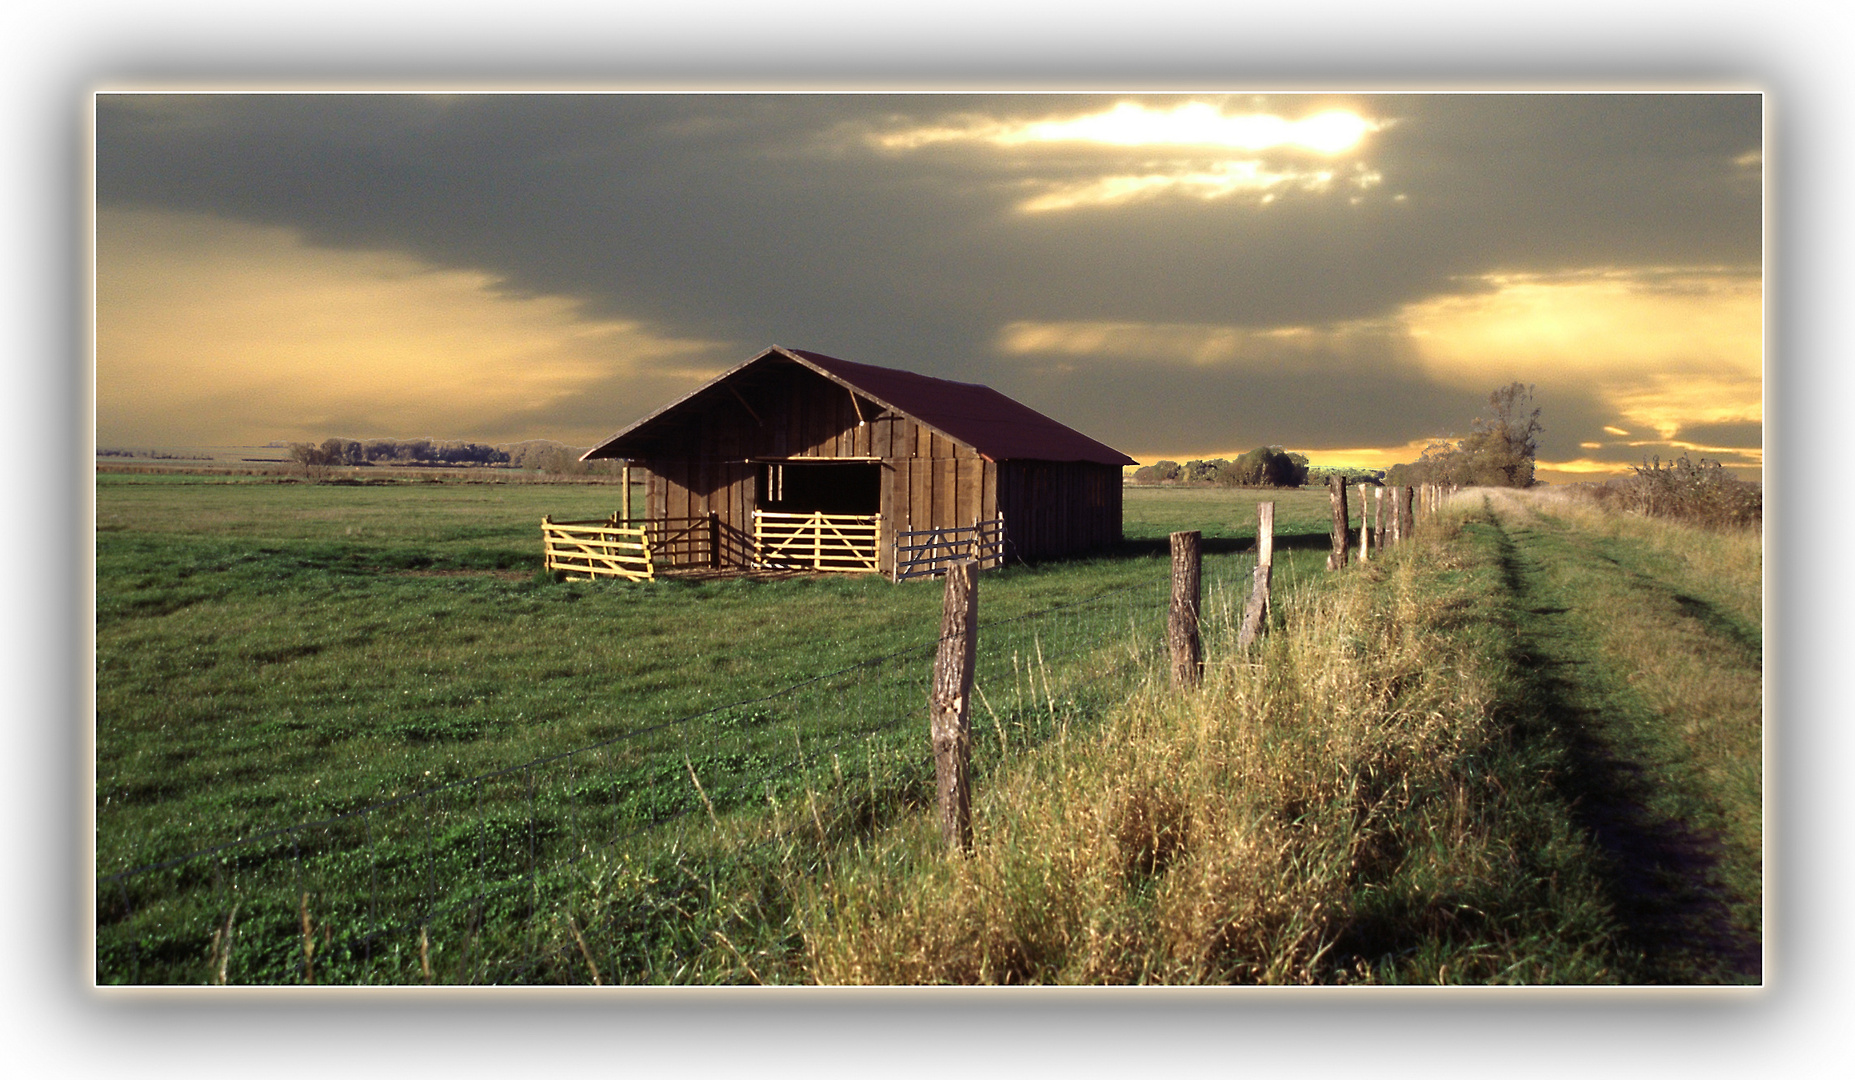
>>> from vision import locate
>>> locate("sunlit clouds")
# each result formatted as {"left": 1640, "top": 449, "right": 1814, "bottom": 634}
{"left": 1018, "top": 161, "right": 1384, "bottom": 213}
{"left": 95, "top": 209, "right": 725, "bottom": 446}
{"left": 1399, "top": 267, "right": 1761, "bottom": 457}
{"left": 865, "top": 98, "right": 1388, "bottom": 213}
{"left": 994, "top": 263, "right": 1762, "bottom": 479}
{"left": 996, "top": 317, "right": 1401, "bottom": 368}
{"left": 874, "top": 101, "right": 1381, "bottom": 155}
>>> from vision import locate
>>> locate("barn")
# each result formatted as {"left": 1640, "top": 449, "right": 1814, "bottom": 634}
{"left": 576, "top": 345, "right": 1135, "bottom": 579}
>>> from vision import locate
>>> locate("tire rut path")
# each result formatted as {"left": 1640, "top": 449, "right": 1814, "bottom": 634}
{"left": 1478, "top": 497, "right": 1760, "bottom": 983}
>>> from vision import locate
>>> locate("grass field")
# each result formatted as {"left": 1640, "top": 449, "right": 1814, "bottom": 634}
{"left": 94, "top": 474, "right": 1335, "bottom": 983}
{"left": 94, "top": 476, "right": 1759, "bottom": 984}
{"left": 790, "top": 490, "right": 1761, "bottom": 984}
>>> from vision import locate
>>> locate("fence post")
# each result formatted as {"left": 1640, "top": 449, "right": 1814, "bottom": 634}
{"left": 1326, "top": 475, "right": 1350, "bottom": 570}
{"left": 1257, "top": 501, "right": 1275, "bottom": 570}
{"left": 929, "top": 559, "right": 979, "bottom": 854}
{"left": 1238, "top": 561, "right": 1273, "bottom": 650}
{"left": 1169, "top": 530, "right": 1202, "bottom": 690}
{"left": 1357, "top": 483, "right": 1371, "bottom": 562}
{"left": 1398, "top": 485, "right": 1415, "bottom": 543}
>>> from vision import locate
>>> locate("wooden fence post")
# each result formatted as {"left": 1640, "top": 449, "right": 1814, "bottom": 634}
{"left": 1326, "top": 475, "right": 1350, "bottom": 570}
{"left": 1257, "top": 501, "right": 1275, "bottom": 569}
{"left": 1238, "top": 561, "right": 1273, "bottom": 650}
{"left": 1373, "top": 486, "right": 1386, "bottom": 550}
{"left": 1169, "top": 530, "right": 1202, "bottom": 690}
{"left": 1357, "top": 483, "right": 1371, "bottom": 562}
{"left": 929, "top": 560, "right": 979, "bottom": 854}
{"left": 1398, "top": 485, "right": 1415, "bottom": 542}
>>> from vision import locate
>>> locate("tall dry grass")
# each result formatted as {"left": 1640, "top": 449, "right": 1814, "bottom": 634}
{"left": 794, "top": 513, "right": 1581, "bottom": 984}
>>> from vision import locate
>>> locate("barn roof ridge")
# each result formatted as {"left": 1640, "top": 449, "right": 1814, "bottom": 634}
{"left": 583, "top": 345, "right": 1135, "bottom": 466}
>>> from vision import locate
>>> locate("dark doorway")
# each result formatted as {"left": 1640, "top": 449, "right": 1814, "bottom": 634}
{"left": 756, "top": 461, "right": 881, "bottom": 515}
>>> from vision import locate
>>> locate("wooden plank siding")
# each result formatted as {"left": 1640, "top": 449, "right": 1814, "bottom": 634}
{"left": 611, "top": 357, "right": 1120, "bottom": 575}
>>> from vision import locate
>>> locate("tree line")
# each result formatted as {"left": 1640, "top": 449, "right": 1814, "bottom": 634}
{"left": 1132, "top": 446, "right": 1312, "bottom": 488}
{"left": 286, "top": 437, "right": 624, "bottom": 476}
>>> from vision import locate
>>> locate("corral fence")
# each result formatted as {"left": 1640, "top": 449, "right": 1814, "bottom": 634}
{"left": 542, "top": 514, "right": 717, "bottom": 581}
{"left": 96, "top": 548, "right": 1266, "bottom": 986}
{"left": 892, "top": 517, "right": 1006, "bottom": 581}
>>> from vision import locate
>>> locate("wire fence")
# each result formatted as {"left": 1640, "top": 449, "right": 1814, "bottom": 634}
{"left": 96, "top": 553, "right": 1259, "bottom": 985}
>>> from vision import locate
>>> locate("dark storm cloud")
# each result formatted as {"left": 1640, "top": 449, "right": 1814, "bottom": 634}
{"left": 96, "top": 92, "right": 1761, "bottom": 454}
{"left": 1674, "top": 420, "right": 1765, "bottom": 449}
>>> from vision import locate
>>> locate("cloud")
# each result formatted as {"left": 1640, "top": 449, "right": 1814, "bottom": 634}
{"left": 96, "top": 208, "right": 728, "bottom": 446}
{"left": 93, "top": 93, "right": 1763, "bottom": 475}
{"left": 872, "top": 100, "right": 1382, "bottom": 154}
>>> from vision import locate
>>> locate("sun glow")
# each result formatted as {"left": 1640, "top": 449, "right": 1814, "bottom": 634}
{"left": 876, "top": 101, "right": 1380, "bottom": 155}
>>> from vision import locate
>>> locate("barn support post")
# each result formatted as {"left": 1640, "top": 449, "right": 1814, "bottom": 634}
{"left": 1169, "top": 531, "right": 1203, "bottom": 690}
{"left": 621, "top": 462, "right": 632, "bottom": 523}
{"left": 929, "top": 560, "right": 979, "bottom": 854}
{"left": 1326, "top": 475, "right": 1350, "bottom": 571}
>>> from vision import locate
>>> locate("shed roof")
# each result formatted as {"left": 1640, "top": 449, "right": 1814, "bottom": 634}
{"left": 583, "top": 346, "right": 1136, "bottom": 466}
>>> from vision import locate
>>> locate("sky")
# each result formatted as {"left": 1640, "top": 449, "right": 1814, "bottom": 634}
{"left": 93, "top": 92, "right": 1763, "bottom": 482}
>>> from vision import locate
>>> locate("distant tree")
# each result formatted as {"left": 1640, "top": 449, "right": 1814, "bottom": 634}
{"left": 1133, "top": 460, "right": 1184, "bottom": 484}
{"left": 1218, "top": 446, "right": 1308, "bottom": 487}
{"left": 290, "top": 441, "right": 333, "bottom": 480}
{"left": 1459, "top": 382, "right": 1543, "bottom": 487}
{"left": 1388, "top": 383, "right": 1543, "bottom": 488}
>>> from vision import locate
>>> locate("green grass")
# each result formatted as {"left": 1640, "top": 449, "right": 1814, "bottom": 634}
{"left": 96, "top": 475, "right": 1331, "bottom": 983}
{"left": 101, "top": 475, "right": 1758, "bottom": 985}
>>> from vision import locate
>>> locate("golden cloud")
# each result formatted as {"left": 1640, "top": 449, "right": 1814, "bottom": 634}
{"left": 865, "top": 99, "right": 1387, "bottom": 214}
{"left": 876, "top": 100, "right": 1382, "bottom": 155}
{"left": 96, "top": 208, "right": 724, "bottom": 445}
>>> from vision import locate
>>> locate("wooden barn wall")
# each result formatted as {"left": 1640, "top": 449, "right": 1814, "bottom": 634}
{"left": 995, "top": 461, "right": 1121, "bottom": 562}
{"left": 631, "top": 361, "right": 1121, "bottom": 572}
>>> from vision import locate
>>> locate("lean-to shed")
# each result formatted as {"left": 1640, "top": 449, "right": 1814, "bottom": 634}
{"left": 581, "top": 345, "right": 1136, "bottom": 577}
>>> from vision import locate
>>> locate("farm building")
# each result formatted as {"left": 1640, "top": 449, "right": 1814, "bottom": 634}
{"left": 565, "top": 345, "right": 1134, "bottom": 579}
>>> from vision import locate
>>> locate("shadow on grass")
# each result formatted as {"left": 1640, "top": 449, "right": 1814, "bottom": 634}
{"left": 1484, "top": 516, "right": 1761, "bottom": 984}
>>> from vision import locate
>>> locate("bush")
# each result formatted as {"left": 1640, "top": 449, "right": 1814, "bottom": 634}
{"left": 1591, "top": 456, "right": 1761, "bottom": 530}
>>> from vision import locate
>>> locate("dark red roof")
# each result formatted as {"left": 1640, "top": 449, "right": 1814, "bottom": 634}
{"left": 585, "top": 346, "right": 1135, "bottom": 466}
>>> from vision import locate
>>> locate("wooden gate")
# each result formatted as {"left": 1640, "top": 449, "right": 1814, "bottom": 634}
{"left": 543, "top": 516, "right": 653, "bottom": 580}
{"left": 891, "top": 517, "right": 1007, "bottom": 581}
{"left": 752, "top": 511, "right": 881, "bottom": 572}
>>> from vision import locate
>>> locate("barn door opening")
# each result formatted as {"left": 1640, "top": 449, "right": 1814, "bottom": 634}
{"left": 755, "top": 461, "right": 879, "bottom": 515}
{"left": 753, "top": 461, "right": 882, "bottom": 572}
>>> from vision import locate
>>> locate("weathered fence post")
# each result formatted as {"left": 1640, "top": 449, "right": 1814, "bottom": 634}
{"left": 1238, "top": 561, "right": 1273, "bottom": 650}
{"left": 929, "top": 559, "right": 979, "bottom": 854}
{"left": 1257, "top": 501, "right": 1275, "bottom": 570}
{"left": 1373, "top": 486, "right": 1386, "bottom": 551}
{"left": 1169, "top": 530, "right": 1203, "bottom": 690}
{"left": 1326, "top": 475, "right": 1350, "bottom": 570}
{"left": 1357, "top": 483, "right": 1372, "bottom": 562}
{"left": 1397, "top": 485, "right": 1415, "bottom": 543}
